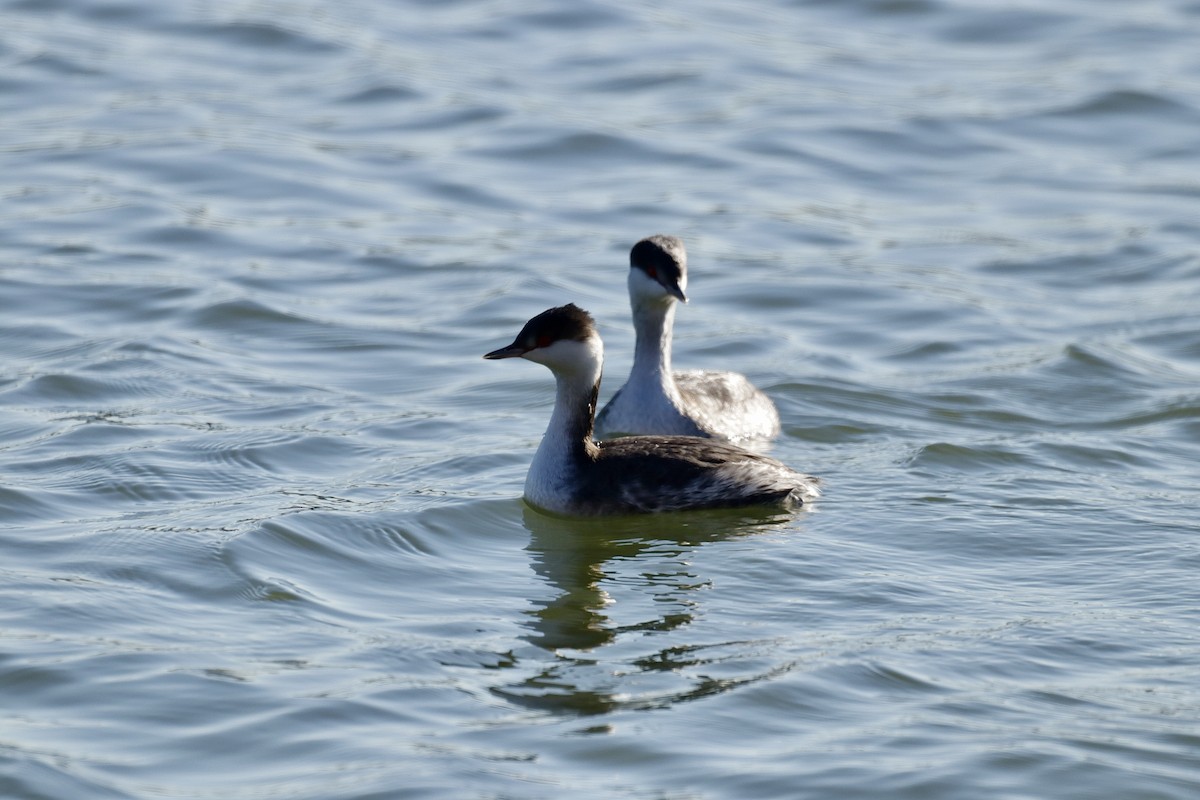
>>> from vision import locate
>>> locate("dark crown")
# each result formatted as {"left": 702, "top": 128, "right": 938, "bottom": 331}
{"left": 630, "top": 234, "right": 686, "bottom": 283}
{"left": 518, "top": 303, "right": 596, "bottom": 347}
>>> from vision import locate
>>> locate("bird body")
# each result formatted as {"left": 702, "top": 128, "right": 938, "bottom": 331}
{"left": 486, "top": 304, "right": 817, "bottom": 516}
{"left": 595, "top": 235, "right": 781, "bottom": 443}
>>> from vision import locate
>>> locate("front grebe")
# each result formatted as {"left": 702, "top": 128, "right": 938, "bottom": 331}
{"left": 484, "top": 304, "right": 818, "bottom": 516}
{"left": 594, "top": 235, "right": 782, "bottom": 443}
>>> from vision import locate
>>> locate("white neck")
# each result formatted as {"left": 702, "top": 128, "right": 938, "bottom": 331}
{"left": 629, "top": 269, "right": 684, "bottom": 397}
{"left": 524, "top": 338, "right": 603, "bottom": 509}
{"left": 543, "top": 357, "right": 600, "bottom": 450}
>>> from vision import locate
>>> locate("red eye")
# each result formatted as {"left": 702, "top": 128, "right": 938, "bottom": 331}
{"left": 536, "top": 334, "right": 552, "bottom": 348}
{"left": 646, "top": 266, "right": 657, "bottom": 279}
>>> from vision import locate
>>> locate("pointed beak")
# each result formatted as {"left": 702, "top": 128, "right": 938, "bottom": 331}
{"left": 651, "top": 272, "right": 688, "bottom": 303}
{"left": 653, "top": 270, "right": 688, "bottom": 304}
{"left": 483, "top": 341, "right": 527, "bottom": 360}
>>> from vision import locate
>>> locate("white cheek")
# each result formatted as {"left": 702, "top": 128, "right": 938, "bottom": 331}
{"left": 522, "top": 339, "right": 573, "bottom": 366}
{"left": 523, "top": 338, "right": 603, "bottom": 372}
{"left": 629, "top": 268, "right": 669, "bottom": 302}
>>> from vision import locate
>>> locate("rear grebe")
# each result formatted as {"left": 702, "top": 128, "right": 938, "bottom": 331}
{"left": 594, "top": 235, "right": 782, "bottom": 443}
{"left": 485, "top": 304, "right": 818, "bottom": 516}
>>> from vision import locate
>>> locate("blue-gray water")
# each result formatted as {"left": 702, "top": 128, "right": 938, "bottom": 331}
{"left": 3, "top": 1, "right": 1199, "bottom": 798}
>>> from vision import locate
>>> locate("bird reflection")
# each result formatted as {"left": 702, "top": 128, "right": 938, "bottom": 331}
{"left": 491, "top": 504, "right": 799, "bottom": 717}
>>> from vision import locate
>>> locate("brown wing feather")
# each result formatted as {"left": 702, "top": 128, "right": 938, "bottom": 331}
{"left": 565, "top": 436, "right": 816, "bottom": 515}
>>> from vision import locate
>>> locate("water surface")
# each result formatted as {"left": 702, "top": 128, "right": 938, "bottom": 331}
{"left": 2, "top": 1, "right": 1199, "bottom": 798}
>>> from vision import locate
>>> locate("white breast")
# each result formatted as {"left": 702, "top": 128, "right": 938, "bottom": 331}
{"left": 595, "top": 381, "right": 705, "bottom": 439}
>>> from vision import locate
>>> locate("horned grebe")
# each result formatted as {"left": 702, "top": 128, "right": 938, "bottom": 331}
{"left": 594, "top": 235, "right": 782, "bottom": 443}
{"left": 484, "top": 304, "right": 818, "bottom": 516}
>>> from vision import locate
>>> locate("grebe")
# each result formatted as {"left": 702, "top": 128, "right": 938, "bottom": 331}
{"left": 594, "top": 235, "right": 782, "bottom": 443}
{"left": 484, "top": 304, "right": 818, "bottom": 516}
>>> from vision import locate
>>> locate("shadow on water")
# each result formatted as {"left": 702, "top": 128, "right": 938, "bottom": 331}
{"left": 492, "top": 504, "right": 804, "bottom": 717}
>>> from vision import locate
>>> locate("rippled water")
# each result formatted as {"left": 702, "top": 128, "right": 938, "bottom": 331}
{"left": 3, "top": 0, "right": 1200, "bottom": 797}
